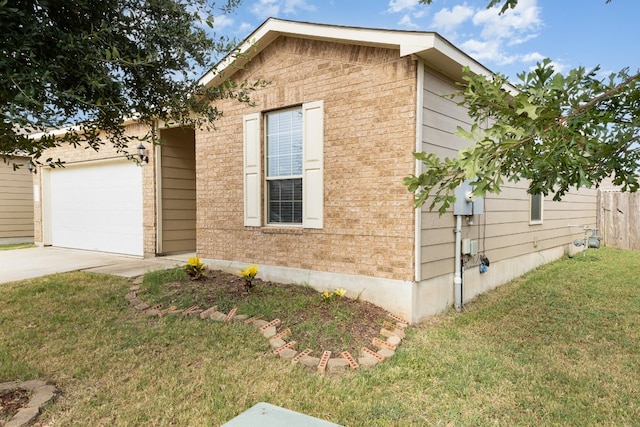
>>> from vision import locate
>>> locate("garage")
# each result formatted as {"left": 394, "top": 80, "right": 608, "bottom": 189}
{"left": 45, "top": 160, "right": 144, "bottom": 256}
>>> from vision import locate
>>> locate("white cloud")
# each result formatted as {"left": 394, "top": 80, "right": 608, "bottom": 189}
{"left": 238, "top": 22, "right": 254, "bottom": 34}
{"left": 388, "top": 0, "right": 420, "bottom": 14}
{"left": 521, "top": 52, "right": 545, "bottom": 63}
{"left": 283, "top": 0, "right": 316, "bottom": 14}
{"left": 212, "top": 14, "right": 234, "bottom": 31}
{"left": 387, "top": 0, "right": 429, "bottom": 28}
{"left": 427, "top": 0, "right": 543, "bottom": 72}
{"left": 472, "top": 0, "right": 541, "bottom": 42}
{"left": 432, "top": 5, "right": 474, "bottom": 33}
{"left": 399, "top": 13, "right": 418, "bottom": 28}
{"left": 250, "top": 0, "right": 316, "bottom": 19}
{"left": 251, "top": 0, "right": 280, "bottom": 19}
{"left": 413, "top": 9, "right": 427, "bottom": 19}
{"left": 507, "top": 33, "right": 538, "bottom": 47}
{"left": 461, "top": 38, "right": 516, "bottom": 65}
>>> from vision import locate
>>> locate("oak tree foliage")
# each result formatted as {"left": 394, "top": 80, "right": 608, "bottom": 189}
{"left": 406, "top": 0, "right": 638, "bottom": 213}
{"left": 1, "top": 0, "right": 258, "bottom": 165}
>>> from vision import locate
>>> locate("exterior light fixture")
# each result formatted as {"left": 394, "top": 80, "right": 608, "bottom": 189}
{"left": 26, "top": 160, "right": 37, "bottom": 174}
{"left": 136, "top": 143, "right": 149, "bottom": 164}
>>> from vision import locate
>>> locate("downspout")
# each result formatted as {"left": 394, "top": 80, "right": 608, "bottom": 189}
{"left": 454, "top": 214, "right": 463, "bottom": 311}
{"left": 414, "top": 60, "right": 425, "bottom": 284}
{"left": 154, "top": 120, "right": 163, "bottom": 255}
{"left": 411, "top": 59, "right": 425, "bottom": 324}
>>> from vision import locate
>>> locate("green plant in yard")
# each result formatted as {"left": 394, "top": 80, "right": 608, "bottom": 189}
{"left": 0, "top": 243, "right": 35, "bottom": 251}
{"left": 239, "top": 264, "right": 258, "bottom": 291}
{"left": 184, "top": 257, "right": 206, "bottom": 280}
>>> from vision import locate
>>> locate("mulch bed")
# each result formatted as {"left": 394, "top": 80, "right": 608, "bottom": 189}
{"left": 0, "top": 388, "right": 31, "bottom": 424}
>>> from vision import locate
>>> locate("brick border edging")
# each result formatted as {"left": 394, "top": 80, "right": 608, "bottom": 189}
{"left": 0, "top": 380, "right": 57, "bottom": 427}
{"left": 126, "top": 277, "right": 408, "bottom": 375}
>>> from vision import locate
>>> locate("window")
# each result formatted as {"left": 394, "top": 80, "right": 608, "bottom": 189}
{"left": 266, "top": 108, "right": 303, "bottom": 224}
{"left": 243, "top": 101, "right": 324, "bottom": 229}
{"left": 530, "top": 193, "right": 543, "bottom": 224}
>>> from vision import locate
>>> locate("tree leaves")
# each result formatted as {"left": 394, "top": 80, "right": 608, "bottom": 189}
{"left": 406, "top": 60, "right": 640, "bottom": 212}
{"left": 1, "top": 0, "right": 259, "bottom": 164}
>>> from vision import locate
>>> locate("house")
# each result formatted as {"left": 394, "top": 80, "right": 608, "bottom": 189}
{"left": 0, "top": 156, "right": 34, "bottom": 244}
{"left": 33, "top": 19, "right": 597, "bottom": 323}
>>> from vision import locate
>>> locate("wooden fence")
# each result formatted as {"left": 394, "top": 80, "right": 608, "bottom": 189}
{"left": 597, "top": 190, "right": 640, "bottom": 250}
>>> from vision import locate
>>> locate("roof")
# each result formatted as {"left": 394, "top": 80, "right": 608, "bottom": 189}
{"left": 199, "top": 18, "right": 495, "bottom": 88}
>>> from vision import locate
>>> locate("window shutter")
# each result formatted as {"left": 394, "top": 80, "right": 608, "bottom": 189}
{"left": 243, "top": 113, "right": 261, "bottom": 227}
{"left": 302, "top": 101, "right": 324, "bottom": 229}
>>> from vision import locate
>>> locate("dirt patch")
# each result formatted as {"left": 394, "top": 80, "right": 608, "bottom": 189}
{"left": 147, "top": 269, "right": 392, "bottom": 355}
{"left": 0, "top": 388, "right": 31, "bottom": 424}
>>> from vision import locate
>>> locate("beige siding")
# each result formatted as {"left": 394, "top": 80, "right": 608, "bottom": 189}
{"left": 419, "top": 69, "right": 597, "bottom": 281}
{"left": 160, "top": 127, "right": 196, "bottom": 254}
{"left": 196, "top": 36, "right": 417, "bottom": 281}
{"left": 0, "top": 158, "right": 34, "bottom": 240}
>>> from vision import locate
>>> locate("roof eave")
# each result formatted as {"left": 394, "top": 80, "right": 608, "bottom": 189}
{"left": 199, "top": 18, "right": 496, "bottom": 88}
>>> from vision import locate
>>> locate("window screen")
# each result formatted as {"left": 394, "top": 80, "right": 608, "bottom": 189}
{"left": 266, "top": 108, "right": 303, "bottom": 224}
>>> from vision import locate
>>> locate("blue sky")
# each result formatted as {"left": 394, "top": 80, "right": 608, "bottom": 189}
{"left": 211, "top": 0, "right": 640, "bottom": 82}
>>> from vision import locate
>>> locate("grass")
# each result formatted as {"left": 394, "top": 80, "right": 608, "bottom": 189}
{"left": 0, "top": 243, "right": 35, "bottom": 251}
{"left": 139, "top": 268, "right": 386, "bottom": 355}
{"left": 0, "top": 248, "right": 639, "bottom": 426}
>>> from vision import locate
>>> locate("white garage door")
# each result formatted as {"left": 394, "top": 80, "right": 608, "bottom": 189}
{"left": 48, "top": 161, "right": 143, "bottom": 256}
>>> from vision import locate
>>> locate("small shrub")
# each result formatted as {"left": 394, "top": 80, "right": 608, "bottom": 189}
{"left": 322, "top": 287, "right": 347, "bottom": 303}
{"left": 240, "top": 264, "right": 258, "bottom": 291}
{"left": 184, "top": 257, "right": 206, "bottom": 280}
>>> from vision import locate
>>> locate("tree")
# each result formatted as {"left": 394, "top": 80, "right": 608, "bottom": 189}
{"left": 405, "top": 0, "right": 639, "bottom": 213}
{"left": 1, "top": 0, "right": 258, "bottom": 165}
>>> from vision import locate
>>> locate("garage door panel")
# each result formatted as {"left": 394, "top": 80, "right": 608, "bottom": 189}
{"left": 49, "top": 161, "right": 143, "bottom": 256}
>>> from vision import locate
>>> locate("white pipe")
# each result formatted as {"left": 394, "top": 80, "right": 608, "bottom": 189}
{"left": 454, "top": 215, "right": 463, "bottom": 311}
{"left": 413, "top": 60, "right": 425, "bottom": 283}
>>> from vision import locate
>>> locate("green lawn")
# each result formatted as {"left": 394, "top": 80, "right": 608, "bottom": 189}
{"left": 1, "top": 248, "right": 638, "bottom": 426}
{"left": 0, "top": 243, "right": 35, "bottom": 251}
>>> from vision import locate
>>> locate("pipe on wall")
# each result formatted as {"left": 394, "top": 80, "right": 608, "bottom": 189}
{"left": 454, "top": 215, "right": 463, "bottom": 311}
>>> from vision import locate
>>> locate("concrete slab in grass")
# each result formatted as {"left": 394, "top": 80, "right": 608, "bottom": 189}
{"left": 221, "top": 402, "right": 342, "bottom": 427}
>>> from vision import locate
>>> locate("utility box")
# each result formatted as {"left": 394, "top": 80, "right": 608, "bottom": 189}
{"left": 470, "top": 239, "right": 479, "bottom": 256}
{"left": 462, "top": 238, "right": 471, "bottom": 254}
{"left": 453, "top": 180, "right": 484, "bottom": 216}
{"left": 461, "top": 238, "right": 479, "bottom": 256}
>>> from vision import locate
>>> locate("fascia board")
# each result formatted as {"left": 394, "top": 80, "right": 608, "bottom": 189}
{"left": 414, "top": 36, "right": 518, "bottom": 95}
{"left": 199, "top": 18, "right": 439, "bottom": 87}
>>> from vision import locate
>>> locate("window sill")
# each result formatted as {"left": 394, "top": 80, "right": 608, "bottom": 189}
{"left": 260, "top": 226, "right": 304, "bottom": 235}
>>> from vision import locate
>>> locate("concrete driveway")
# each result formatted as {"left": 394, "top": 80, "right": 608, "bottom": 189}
{"left": 0, "top": 246, "right": 191, "bottom": 284}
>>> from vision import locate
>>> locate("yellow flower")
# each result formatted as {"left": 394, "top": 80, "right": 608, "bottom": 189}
{"left": 249, "top": 264, "right": 258, "bottom": 276}
{"left": 240, "top": 264, "right": 258, "bottom": 279}
{"left": 188, "top": 257, "right": 203, "bottom": 267}
{"left": 322, "top": 291, "right": 331, "bottom": 299}
{"left": 334, "top": 288, "right": 346, "bottom": 297}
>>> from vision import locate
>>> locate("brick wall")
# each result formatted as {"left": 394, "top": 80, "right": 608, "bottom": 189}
{"left": 196, "top": 37, "right": 417, "bottom": 281}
